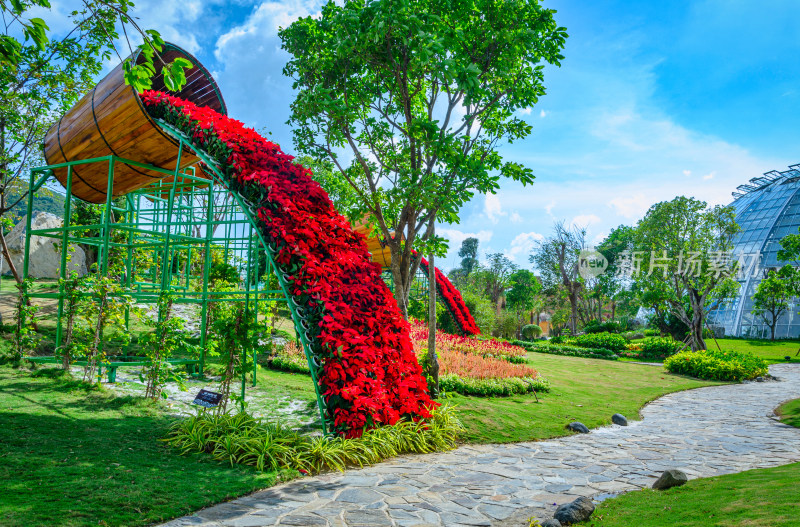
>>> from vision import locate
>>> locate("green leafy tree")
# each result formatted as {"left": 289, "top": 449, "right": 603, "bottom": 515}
{"left": 280, "top": 0, "right": 567, "bottom": 317}
{"left": 0, "top": 0, "right": 190, "bottom": 284}
{"left": 458, "top": 237, "right": 480, "bottom": 276}
{"left": 751, "top": 268, "right": 793, "bottom": 341}
{"left": 634, "top": 196, "right": 739, "bottom": 351}
{"left": 506, "top": 268, "right": 540, "bottom": 337}
{"left": 531, "top": 222, "right": 586, "bottom": 335}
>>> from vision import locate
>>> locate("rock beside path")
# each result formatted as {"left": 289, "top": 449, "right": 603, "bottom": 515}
{"left": 541, "top": 519, "right": 562, "bottom": 527}
{"left": 612, "top": 413, "right": 628, "bottom": 426}
{"left": 652, "top": 469, "right": 688, "bottom": 490}
{"left": 567, "top": 421, "right": 590, "bottom": 434}
{"left": 554, "top": 496, "right": 595, "bottom": 525}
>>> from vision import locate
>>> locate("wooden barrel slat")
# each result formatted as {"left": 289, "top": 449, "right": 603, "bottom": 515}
{"left": 44, "top": 42, "right": 226, "bottom": 203}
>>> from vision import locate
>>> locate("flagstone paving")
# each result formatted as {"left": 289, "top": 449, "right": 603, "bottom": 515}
{"left": 161, "top": 364, "right": 800, "bottom": 527}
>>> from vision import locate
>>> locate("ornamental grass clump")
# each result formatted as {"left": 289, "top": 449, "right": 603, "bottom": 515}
{"left": 664, "top": 349, "right": 768, "bottom": 381}
{"left": 268, "top": 341, "right": 311, "bottom": 374}
{"left": 163, "top": 405, "right": 462, "bottom": 475}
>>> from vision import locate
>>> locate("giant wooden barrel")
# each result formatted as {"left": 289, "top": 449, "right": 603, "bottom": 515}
{"left": 44, "top": 43, "right": 226, "bottom": 203}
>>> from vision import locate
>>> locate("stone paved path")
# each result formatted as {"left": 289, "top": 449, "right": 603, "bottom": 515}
{"left": 161, "top": 364, "right": 800, "bottom": 527}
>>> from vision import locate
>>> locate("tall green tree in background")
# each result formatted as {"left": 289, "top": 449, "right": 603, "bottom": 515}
{"left": 531, "top": 222, "right": 586, "bottom": 335}
{"left": 458, "top": 237, "right": 479, "bottom": 276}
{"left": 634, "top": 196, "right": 739, "bottom": 351}
{"left": 751, "top": 268, "right": 792, "bottom": 341}
{"left": 506, "top": 268, "right": 540, "bottom": 337}
{"left": 280, "top": 0, "right": 567, "bottom": 318}
{"left": 0, "top": 0, "right": 191, "bottom": 283}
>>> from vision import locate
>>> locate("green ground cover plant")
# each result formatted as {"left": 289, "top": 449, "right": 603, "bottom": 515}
{"left": 438, "top": 373, "right": 548, "bottom": 396}
{"left": 664, "top": 349, "right": 768, "bottom": 381}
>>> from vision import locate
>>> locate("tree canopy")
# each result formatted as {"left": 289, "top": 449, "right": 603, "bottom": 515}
{"left": 280, "top": 0, "right": 567, "bottom": 316}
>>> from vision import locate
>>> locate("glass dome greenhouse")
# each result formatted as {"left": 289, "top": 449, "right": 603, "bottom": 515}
{"left": 708, "top": 164, "right": 800, "bottom": 338}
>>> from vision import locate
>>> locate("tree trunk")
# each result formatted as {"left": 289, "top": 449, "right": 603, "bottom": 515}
{"left": 569, "top": 288, "right": 578, "bottom": 335}
{"left": 0, "top": 227, "right": 22, "bottom": 284}
{"left": 426, "top": 245, "right": 439, "bottom": 398}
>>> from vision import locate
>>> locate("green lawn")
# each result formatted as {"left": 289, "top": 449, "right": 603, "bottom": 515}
{"left": 587, "top": 463, "right": 800, "bottom": 527}
{"left": 452, "top": 352, "right": 719, "bottom": 443}
{"left": 0, "top": 366, "right": 290, "bottom": 527}
{"left": 587, "top": 396, "right": 800, "bottom": 526}
{"left": 776, "top": 397, "right": 800, "bottom": 428}
{"left": 713, "top": 338, "right": 800, "bottom": 364}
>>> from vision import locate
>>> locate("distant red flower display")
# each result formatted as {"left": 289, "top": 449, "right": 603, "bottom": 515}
{"left": 418, "top": 256, "right": 480, "bottom": 336}
{"left": 141, "top": 91, "right": 435, "bottom": 437}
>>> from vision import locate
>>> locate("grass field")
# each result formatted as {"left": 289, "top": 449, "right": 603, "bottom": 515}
{"left": 587, "top": 462, "right": 800, "bottom": 527}
{"left": 776, "top": 397, "right": 800, "bottom": 428}
{"left": 587, "top": 396, "right": 800, "bottom": 526}
{"left": 447, "top": 352, "right": 718, "bottom": 443}
{"left": 0, "top": 366, "right": 289, "bottom": 527}
{"left": 713, "top": 338, "right": 800, "bottom": 364}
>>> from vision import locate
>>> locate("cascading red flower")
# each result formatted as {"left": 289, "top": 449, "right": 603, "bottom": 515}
{"left": 141, "top": 91, "right": 435, "bottom": 437}
{"left": 418, "top": 256, "right": 480, "bottom": 336}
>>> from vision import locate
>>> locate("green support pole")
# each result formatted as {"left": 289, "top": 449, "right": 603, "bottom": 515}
{"left": 54, "top": 167, "right": 74, "bottom": 355}
{"left": 198, "top": 178, "right": 214, "bottom": 376}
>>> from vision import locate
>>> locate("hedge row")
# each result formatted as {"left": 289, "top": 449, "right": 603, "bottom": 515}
{"left": 510, "top": 339, "right": 619, "bottom": 361}
{"left": 439, "top": 374, "right": 550, "bottom": 397}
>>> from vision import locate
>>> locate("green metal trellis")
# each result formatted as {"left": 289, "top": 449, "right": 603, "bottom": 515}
{"left": 21, "top": 129, "right": 331, "bottom": 435}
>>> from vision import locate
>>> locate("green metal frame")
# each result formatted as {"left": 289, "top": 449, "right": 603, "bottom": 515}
{"left": 21, "top": 127, "right": 330, "bottom": 435}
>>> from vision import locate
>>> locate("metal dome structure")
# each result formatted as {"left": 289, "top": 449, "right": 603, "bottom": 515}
{"left": 708, "top": 163, "right": 800, "bottom": 338}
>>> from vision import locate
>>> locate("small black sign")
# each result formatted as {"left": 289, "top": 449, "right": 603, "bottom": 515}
{"left": 193, "top": 389, "right": 223, "bottom": 408}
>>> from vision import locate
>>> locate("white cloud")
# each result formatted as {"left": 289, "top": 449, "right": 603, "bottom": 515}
{"left": 484, "top": 194, "right": 508, "bottom": 224}
{"left": 506, "top": 231, "right": 545, "bottom": 263}
{"left": 439, "top": 228, "right": 493, "bottom": 259}
{"left": 510, "top": 212, "right": 523, "bottom": 223}
{"left": 609, "top": 193, "right": 651, "bottom": 219}
{"left": 571, "top": 214, "right": 601, "bottom": 227}
{"left": 703, "top": 171, "right": 716, "bottom": 180}
{"left": 540, "top": 109, "right": 547, "bottom": 118}
{"left": 683, "top": 169, "right": 692, "bottom": 176}
{"left": 519, "top": 107, "right": 532, "bottom": 115}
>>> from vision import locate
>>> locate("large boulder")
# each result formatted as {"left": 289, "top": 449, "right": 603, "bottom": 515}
{"left": 612, "top": 413, "right": 628, "bottom": 426}
{"left": 567, "top": 421, "right": 590, "bottom": 434}
{"left": 553, "top": 496, "right": 595, "bottom": 525}
{"left": 0, "top": 212, "right": 87, "bottom": 279}
{"left": 652, "top": 469, "right": 688, "bottom": 490}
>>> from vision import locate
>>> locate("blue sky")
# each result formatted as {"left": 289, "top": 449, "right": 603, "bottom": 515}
{"left": 95, "top": 0, "right": 799, "bottom": 270}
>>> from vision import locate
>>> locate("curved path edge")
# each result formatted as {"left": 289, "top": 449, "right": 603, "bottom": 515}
{"left": 161, "top": 364, "right": 800, "bottom": 527}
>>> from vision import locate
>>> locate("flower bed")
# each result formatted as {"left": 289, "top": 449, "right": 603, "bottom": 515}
{"left": 410, "top": 321, "right": 526, "bottom": 362}
{"left": 664, "top": 349, "right": 768, "bottom": 381}
{"left": 143, "top": 91, "right": 433, "bottom": 437}
{"left": 511, "top": 339, "right": 619, "bottom": 361}
{"left": 410, "top": 323, "right": 548, "bottom": 396}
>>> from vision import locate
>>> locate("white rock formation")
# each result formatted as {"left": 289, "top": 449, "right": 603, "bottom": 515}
{"left": 0, "top": 212, "right": 87, "bottom": 279}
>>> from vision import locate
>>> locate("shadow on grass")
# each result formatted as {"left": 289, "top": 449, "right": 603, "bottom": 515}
{"left": 0, "top": 370, "right": 284, "bottom": 527}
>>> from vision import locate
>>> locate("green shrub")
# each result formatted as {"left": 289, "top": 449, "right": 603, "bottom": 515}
{"left": 639, "top": 337, "right": 682, "bottom": 359}
{"left": 664, "top": 349, "right": 768, "bottom": 381}
{"left": 569, "top": 332, "right": 628, "bottom": 352}
{"left": 511, "top": 340, "right": 619, "bottom": 361}
{"left": 439, "top": 374, "right": 550, "bottom": 397}
{"left": 163, "top": 404, "right": 463, "bottom": 474}
{"left": 267, "top": 341, "right": 310, "bottom": 374}
{"left": 521, "top": 324, "right": 542, "bottom": 339}
{"left": 643, "top": 328, "right": 660, "bottom": 337}
{"left": 623, "top": 331, "right": 645, "bottom": 340}
{"left": 583, "top": 321, "right": 621, "bottom": 334}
